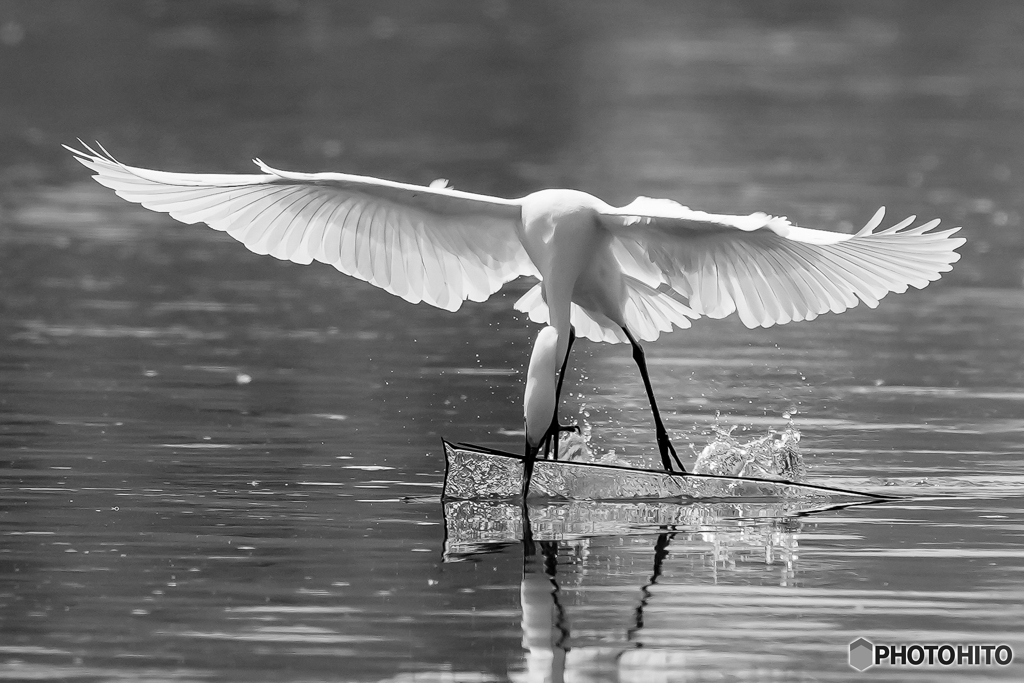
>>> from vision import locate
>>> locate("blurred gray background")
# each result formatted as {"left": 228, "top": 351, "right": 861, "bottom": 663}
{"left": 1, "top": 0, "right": 1021, "bottom": 287}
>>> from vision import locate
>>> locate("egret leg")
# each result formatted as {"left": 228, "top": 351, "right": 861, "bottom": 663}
{"left": 523, "top": 442, "right": 538, "bottom": 499}
{"left": 622, "top": 327, "right": 686, "bottom": 473}
{"left": 553, "top": 327, "right": 576, "bottom": 407}
{"left": 548, "top": 327, "right": 578, "bottom": 461}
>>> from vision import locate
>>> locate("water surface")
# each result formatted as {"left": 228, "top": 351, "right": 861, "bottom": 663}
{"left": 2, "top": 2, "right": 1023, "bottom": 681}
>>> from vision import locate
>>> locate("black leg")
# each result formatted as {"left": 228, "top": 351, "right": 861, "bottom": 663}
{"left": 622, "top": 327, "right": 686, "bottom": 473}
{"left": 548, "top": 326, "right": 577, "bottom": 461}
{"left": 626, "top": 531, "right": 675, "bottom": 643}
{"left": 521, "top": 487, "right": 535, "bottom": 554}
{"left": 553, "top": 327, "right": 576, "bottom": 405}
{"left": 522, "top": 442, "right": 538, "bottom": 499}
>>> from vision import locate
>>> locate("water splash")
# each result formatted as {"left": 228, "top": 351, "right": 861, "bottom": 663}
{"left": 554, "top": 429, "right": 626, "bottom": 466}
{"left": 551, "top": 413, "right": 806, "bottom": 482}
{"left": 693, "top": 420, "right": 806, "bottom": 482}
{"left": 552, "top": 407, "right": 629, "bottom": 465}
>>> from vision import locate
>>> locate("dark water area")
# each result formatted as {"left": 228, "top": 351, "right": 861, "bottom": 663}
{"left": 1, "top": 2, "right": 1023, "bottom": 681}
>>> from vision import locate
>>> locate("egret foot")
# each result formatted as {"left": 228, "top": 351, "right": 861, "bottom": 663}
{"left": 544, "top": 421, "right": 581, "bottom": 460}
{"left": 656, "top": 428, "right": 684, "bottom": 473}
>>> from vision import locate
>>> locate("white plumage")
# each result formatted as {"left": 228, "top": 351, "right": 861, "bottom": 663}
{"left": 66, "top": 143, "right": 963, "bottom": 342}
{"left": 66, "top": 142, "right": 965, "bottom": 470}
{"left": 68, "top": 143, "right": 534, "bottom": 313}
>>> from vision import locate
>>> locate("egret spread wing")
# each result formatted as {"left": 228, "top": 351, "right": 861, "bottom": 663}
{"left": 66, "top": 143, "right": 534, "bottom": 312}
{"left": 600, "top": 199, "right": 965, "bottom": 329}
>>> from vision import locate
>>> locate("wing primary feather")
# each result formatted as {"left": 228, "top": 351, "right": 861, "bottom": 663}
{"left": 386, "top": 206, "right": 404, "bottom": 291}
{"left": 630, "top": 298, "right": 656, "bottom": 338}
{"left": 770, "top": 241, "right": 829, "bottom": 320}
{"left": 367, "top": 205, "right": 387, "bottom": 289}
{"left": 838, "top": 242, "right": 945, "bottom": 286}
{"left": 217, "top": 186, "right": 295, "bottom": 233}
{"left": 714, "top": 248, "right": 747, "bottom": 324}
{"left": 810, "top": 244, "right": 892, "bottom": 306}
{"left": 221, "top": 187, "right": 304, "bottom": 235}
{"left": 855, "top": 207, "right": 886, "bottom": 236}
{"left": 387, "top": 207, "right": 409, "bottom": 300}
{"left": 169, "top": 189, "right": 275, "bottom": 225}
{"left": 225, "top": 186, "right": 304, "bottom": 245}
{"left": 764, "top": 245, "right": 833, "bottom": 316}
{"left": 460, "top": 251, "right": 488, "bottom": 302}
{"left": 442, "top": 247, "right": 465, "bottom": 309}
{"left": 779, "top": 242, "right": 859, "bottom": 310}
{"left": 404, "top": 226, "right": 426, "bottom": 305}
{"left": 372, "top": 204, "right": 393, "bottom": 289}
{"left": 840, "top": 238, "right": 948, "bottom": 271}
{"left": 122, "top": 184, "right": 270, "bottom": 225}
{"left": 115, "top": 185, "right": 246, "bottom": 207}
{"left": 690, "top": 250, "right": 720, "bottom": 316}
{"left": 351, "top": 200, "right": 376, "bottom": 282}
{"left": 898, "top": 218, "right": 942, "bottom": 236}
{"left": 748, "top": 243, "right": 804, "bottom": 322}
{"left": 328, "top": 198, "right": 358, "bottom": 271}
{"left": 294, "top": 191, "right": 337, "bottom": 263}
{"left": 724, "top": 241, "right": 771, "bottom": 327}
{"left": 276, "top": 189, "right": 328, "bottom": 262}
{"left": 261, "top": 188, "right": 314, "bottom": 259}
{"left": 725, "top": 242, "right": 769, "bottom": 326}
{"left": 256, "top": 188, "right": 321, "bottom": 257}
{"left": 877, "top": 215, "right": 917, "bottom": 235}
{"left": 738, "top": 240, "right": 790, "bottom": 324}
{"left": 839, "top": 239, "right": 947, "bottom": 278}
{"left": 241, "top": 187, "right": 309, "bottom": 254}
{"left": 702, "top": 248, "right": 731, "bottom": 317}
{"left": 778, "top": 245, "right": 843, "bottom": 317}
{"left": 416, "top": 218, "right": 446, "bottom": 307}
{"left": 832, "top": 246, "right": 915, "bottom": 292}
{"left": 848, "top": 237, "right": 960, "bottom": 262}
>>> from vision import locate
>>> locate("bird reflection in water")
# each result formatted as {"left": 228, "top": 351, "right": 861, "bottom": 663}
{"left": 517, "top": 532, "right": 691, "bottom": 683}
{"left": 443, "top": 499, "right": 878, "bottom": 682}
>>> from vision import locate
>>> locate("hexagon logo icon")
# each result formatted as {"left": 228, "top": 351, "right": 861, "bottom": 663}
{"left": 849, "top": 638, "right": 875, "bottom": 671}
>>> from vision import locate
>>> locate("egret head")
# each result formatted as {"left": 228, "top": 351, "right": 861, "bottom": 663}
{"left": 524, "top": 326, "right": 559, "bottom": 453}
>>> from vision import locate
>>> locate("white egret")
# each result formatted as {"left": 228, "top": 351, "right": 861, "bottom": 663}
{"left": 66, "top": 142, "right": 966, "bottom": 476}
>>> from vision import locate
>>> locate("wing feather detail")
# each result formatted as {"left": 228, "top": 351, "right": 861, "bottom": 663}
{"left": 600, "top": 202, "right": 965, "bottom": 329}
{"left": 66, "top": 143, "right": 533, "bottom": 312}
